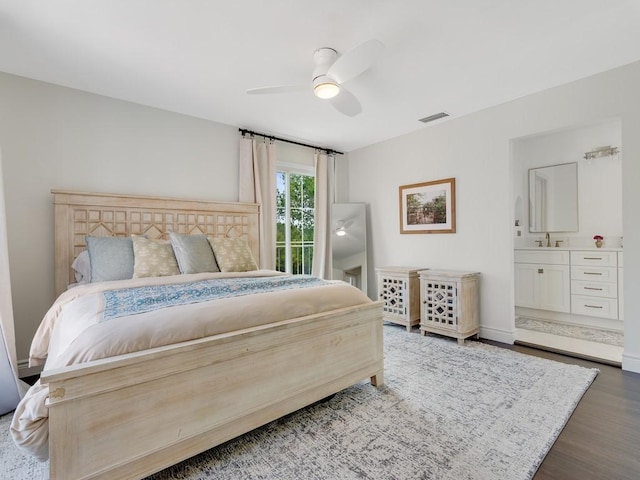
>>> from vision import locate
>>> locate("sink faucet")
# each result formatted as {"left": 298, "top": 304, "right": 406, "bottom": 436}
{"left": 545, "top": 232, "right": 551, "bottom": 247}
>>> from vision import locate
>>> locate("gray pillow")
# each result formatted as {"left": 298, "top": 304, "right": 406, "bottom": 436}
{"left": 169, "top": 232, "right": 219, "bottom": 274}
{"left": 86, "top": 236, "right": 134, "bottom": 282}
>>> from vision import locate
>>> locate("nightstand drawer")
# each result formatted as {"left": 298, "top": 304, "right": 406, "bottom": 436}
{"left": 571, "top": 280, "right": 617, "bottom": 298}
{"left": 571, "top": 295, "right": 618, "bottom": 319}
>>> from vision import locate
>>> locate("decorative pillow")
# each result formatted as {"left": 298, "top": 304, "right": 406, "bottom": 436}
{"left": 208, "top": 236, "right": 258, "bottom": 272}
{"left": 169, "top": 232, "right": 219, "bottom": 274}
{"left": 131, "top": 235, "right": 180, "bottom": 278}
{"left": 71, "top": 250, "right": 91, "bottom": 283}
{"left": 86, "top": 236, "right": 134, "bottom": 282}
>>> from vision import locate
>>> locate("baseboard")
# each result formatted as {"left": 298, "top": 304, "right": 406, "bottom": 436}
{"left": 18, "top": 358, "right": 42, "bottom": 379}
{"left": 479, "top": 326, "right": 516, "bottom": 345}
{"left": 622, "top": 352, "right": 640, "bottom": 373}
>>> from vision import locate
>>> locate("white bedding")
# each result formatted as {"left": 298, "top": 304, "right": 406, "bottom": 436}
{"left": 11, "top": 271, "right": 372, "bottom": 460}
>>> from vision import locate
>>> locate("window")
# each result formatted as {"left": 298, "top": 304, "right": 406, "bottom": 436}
{"left": 276, "top": 166, "right": 315, "bottom": 274}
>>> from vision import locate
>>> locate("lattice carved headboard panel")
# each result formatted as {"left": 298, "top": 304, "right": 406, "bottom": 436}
{"left": 53, "top": 190, "right": 260, "bottom": 296}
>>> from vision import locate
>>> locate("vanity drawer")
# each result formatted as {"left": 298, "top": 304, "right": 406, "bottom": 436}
{"left": 515, "top": 249, "right": 569, "bottom": 265}
{"left": 571, "top": 266, "right": 617, "bottom": 283}
{"left": 571, "top": 295, "right": 618, "bottom": 319}
{"left": 571, "top": 280, "right": 617, "bottom": 298}
{"left": 571, "top": 251, "right": 617, "bottom": 267}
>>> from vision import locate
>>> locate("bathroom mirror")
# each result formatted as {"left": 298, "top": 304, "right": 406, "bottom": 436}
{"left": 332, "top": 203, "right": 367, "bottom": 294}
{"left": 529, "top": 162, "right": 578, "bottom": 232}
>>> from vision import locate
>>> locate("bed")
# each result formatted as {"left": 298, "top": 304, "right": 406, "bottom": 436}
{"left": 12, "top": 190, "right": 384, "bottom": 480}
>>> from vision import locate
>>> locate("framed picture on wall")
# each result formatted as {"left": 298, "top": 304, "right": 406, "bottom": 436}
{"left": 399, "top": 177, "right": 456, "bottom": 234}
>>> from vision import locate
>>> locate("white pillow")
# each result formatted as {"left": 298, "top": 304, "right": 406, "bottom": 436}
{"left": 71, "top": 250, "right": 91, "bottom": 283}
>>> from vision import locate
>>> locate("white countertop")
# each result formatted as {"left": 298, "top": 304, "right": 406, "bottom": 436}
{"left": 514, "top": 246, "right": 623, "bottom": 252}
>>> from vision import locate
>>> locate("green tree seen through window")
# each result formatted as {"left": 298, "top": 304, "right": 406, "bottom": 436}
{"left": 276, "top": 171, "right": 315, "bottom": 274}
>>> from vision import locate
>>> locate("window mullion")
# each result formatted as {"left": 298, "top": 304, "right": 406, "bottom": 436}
{"left": 285, "top": 172, "right": 292, "bottom": 274}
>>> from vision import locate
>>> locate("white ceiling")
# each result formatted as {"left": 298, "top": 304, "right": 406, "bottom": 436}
{"left": 1, "top": 1, "right": 640, "bottom": 152}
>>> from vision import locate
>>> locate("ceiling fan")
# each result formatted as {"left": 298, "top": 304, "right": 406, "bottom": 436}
{"left": 246, "top": 39, "right": 384, "bottom": 117}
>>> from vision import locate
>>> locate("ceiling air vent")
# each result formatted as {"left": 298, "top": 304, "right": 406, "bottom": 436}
{"left": 418, "top": 112, "right": 450, "bottom": 123}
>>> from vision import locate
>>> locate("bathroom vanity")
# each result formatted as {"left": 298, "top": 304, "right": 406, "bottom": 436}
{"left": 515, "top": 247, "right": 624, "bottom": 327}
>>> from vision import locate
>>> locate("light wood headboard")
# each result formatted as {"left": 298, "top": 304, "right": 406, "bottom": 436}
{"left": 52, "top": 190, "right": 260, "bottom": 296}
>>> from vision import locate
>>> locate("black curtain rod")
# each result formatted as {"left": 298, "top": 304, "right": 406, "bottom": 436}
{"left": 239, "top": 128, "right": 343, "bottom": 156}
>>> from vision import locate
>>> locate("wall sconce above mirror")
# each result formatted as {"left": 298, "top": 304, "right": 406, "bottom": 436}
{"left": 529, "top": 162, "right": 578, "bottom": 233}
{"left": 583, "top": 145, "right": 619, "bottom": 160}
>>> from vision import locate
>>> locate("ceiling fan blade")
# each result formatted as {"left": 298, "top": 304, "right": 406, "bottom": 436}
{"left": 246, "top": 85, "right": 307, "bottom": 95}
{"left": 327, "top": 39, "right": 384, "bottom": 84}
{"left": 329, "top": 88, "right": 362, "bottom": 117}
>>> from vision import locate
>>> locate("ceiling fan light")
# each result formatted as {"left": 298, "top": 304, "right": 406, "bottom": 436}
{"left": 336, "top": 228, "right": 347, "bottom": 237}
{"left": 313, "top": 76, "right": 340, "bottom": 99}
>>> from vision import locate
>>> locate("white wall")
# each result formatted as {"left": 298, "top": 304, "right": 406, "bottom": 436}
{"left": 347, "top": 61, "right": 640, "bottom": 372}
{"left": 512, "top": 120, "right": 622, "bottom": 248}
{"left": 0, "top": 72, "right": 240, "bottom": 362}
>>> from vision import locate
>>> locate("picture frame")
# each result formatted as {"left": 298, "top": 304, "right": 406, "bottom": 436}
{"left": 399, "top": 177, "right": 456, "bottom": 234}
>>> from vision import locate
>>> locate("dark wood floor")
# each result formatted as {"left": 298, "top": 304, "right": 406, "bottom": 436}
{"left": 486, "top": 341, "right": 640, "bottom": 480}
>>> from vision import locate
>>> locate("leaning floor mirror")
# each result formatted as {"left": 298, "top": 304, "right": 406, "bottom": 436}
{"left": 332, "top": 203, "right": 367, "bottom": 295}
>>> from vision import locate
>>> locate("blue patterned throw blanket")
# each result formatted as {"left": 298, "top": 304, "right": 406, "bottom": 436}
{"left": 102, "top": 275, "right": 330, "bottom": 321}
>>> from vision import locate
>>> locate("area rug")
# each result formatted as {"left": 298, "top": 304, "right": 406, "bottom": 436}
{"left": 0, "top": 324, "right": 598, "bottom": 480}
{"left": 516, "top": 316, "right": 624, "bottom": 347}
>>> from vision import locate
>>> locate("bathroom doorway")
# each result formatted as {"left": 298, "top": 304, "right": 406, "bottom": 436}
{"left": 511, "top": 119, "right": 623, "bottom": 365}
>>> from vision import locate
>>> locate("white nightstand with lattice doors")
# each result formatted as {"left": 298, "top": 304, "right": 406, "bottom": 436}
{"left": 375, "top": 266, "right": 425, "bottom": 331}
{"left": 418, "top": 269, "right": 480, "bottom": 344}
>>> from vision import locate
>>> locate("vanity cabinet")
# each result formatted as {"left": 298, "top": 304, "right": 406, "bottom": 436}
{"left": 514, "top": 250, "right": 570, "bottom": 313}
{"left": 375, "top": 266, "right": 424, "bottom": 331}
{"left": 515, "top": 248, "right": 623, "bottom": 321}
{"left": 570, "top": 251, "right": 619, "bottom": 320}
{"left": 618, "top": 252, "right": 624, "bottom": 321}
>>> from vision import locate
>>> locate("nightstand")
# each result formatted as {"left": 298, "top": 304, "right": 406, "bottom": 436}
{"left": 418, "top": 269, "right": 480, "bottom": 344}
{"left": 375, "top": 266, "right": 425, "bottom": 331}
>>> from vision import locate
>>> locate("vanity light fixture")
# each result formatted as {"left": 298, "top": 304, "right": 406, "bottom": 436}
{"left": 583, "top": 146, "right": 619, "bottom": 160}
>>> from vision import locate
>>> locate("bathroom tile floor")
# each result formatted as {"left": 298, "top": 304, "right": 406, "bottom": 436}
{"left": 515, "top": 317, "right": 623, "bottom": 366}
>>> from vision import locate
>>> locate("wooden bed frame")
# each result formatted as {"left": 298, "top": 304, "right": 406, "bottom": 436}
{"left": 43, "top": 190, "right": 384, "bottom": 480}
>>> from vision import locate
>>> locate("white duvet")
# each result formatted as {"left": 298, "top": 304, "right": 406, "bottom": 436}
{"left": 10, "top": 271, "right": 371, "bottom": 460}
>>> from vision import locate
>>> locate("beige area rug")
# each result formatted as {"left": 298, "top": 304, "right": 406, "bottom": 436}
{"left": 1, "top": 325, "right": 598, "bottom": 480}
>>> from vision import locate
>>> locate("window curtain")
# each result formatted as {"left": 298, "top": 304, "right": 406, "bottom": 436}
{"left": 311, "top": 151, "right": 335, "bottom": 279}
{"left": 238, "top": 136, "right": 277, "bottom": 270}
{"left": 0, "top": 148, "right": 26, "bottom": 415}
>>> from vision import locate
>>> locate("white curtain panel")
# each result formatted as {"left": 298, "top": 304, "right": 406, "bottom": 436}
{"left": 311, "top": 152, "right": 334, "bottom": 279}
{"left": 0, "top": 148, "right": 25, "bottom": 415}
{"left": 238, "top": 137, "right": 276, "bottom": 270}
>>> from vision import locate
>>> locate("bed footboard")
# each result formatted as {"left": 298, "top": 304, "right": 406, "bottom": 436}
{"left": 42, "top": 301, "right": 383, "bottom": 480}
